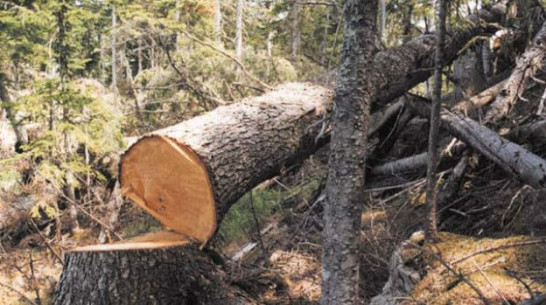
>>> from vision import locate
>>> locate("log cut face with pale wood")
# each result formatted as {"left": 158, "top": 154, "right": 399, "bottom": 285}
{"left": 120, "top": 83, "right": 333, "bottom": 243}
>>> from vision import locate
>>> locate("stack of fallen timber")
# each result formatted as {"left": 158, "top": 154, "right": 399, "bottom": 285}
{"left": 53, "top": 1, "right": 546, "bottom": 303}
{"left": 371, "top": 17, "right": 546, "bottom": 187}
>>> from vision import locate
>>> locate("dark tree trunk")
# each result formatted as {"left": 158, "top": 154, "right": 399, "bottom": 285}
{"left": 451, "top": 45, "right": 487, "bottom": 106}
{"left": 370, "top": 2, "right": 508, "bottom": 111}
{"left": 322, "top": 0, "right": 378, "bottom": 304}
{"left": 55, "top": 246, "right": 255, "bottom": 305}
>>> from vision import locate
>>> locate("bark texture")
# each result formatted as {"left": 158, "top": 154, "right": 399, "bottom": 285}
{"left": 322, "top": 0, "right": 377, "bottom": 304}
{"left": 55, "top": 246, "right": 255, "bottom": 305}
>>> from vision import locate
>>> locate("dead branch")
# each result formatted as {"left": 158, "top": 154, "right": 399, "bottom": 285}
{"left": 409, "top": 242, "right": 491, "bottom": 305}
{"left": 471, "top": 260, "right": 510, "bottom": 305}
{"left": 180, "top": 30, "right": 273, "bottom": 91}
{"left": 0, "top": 281, "right": 38, "bottom": 305}
{"left": 29, "top": 220, "right": 63, "bottom": 264}
{"left": 453, "top": 79, "right": 508, "bottom": 114}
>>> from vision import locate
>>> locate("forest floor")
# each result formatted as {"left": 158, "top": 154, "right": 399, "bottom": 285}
{"left": 2, "top": 125, "right": 546, "bottom": 304}
{"left": 1, "top": 84, "right": 546, "bottom": 304}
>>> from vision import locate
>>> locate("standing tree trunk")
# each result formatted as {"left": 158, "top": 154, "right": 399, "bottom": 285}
{"left": 424, "top": 0, "right": 447, "bottom": 242}
{"left": 235, "top": 0, "right": 244, "bottom": 59}
{"left": 291, "top": 0, "right": 301, "bottom": 59}
{"left": 379, "top": 0, "right": 387, "bottom": 42}
{"left": 137, "top": 37, "right": 143, "bottom": 75}
{"left": 55, "top": 246, "right": 256, "bottom": 305}
{"left": 214, "top": 0, "right": 223, "bottom": 45}
{"left": 99, "top": 32, "right": 106, "bottom": 83}
{"left": 111, "top": 5, "right": 117, "bottom": 92}
{"left": 322, "top": 1, "right": 378, "bottom": 304}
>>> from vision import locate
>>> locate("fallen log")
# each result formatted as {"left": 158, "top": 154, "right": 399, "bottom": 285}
{"left": 409, "top": 96, "right": 546, "bottom": 188}
{"left": 55, "top": 83, "right": 332, "bottom": 304}
{"left": 119, "top": 83, "right": 332, "bottom": 244}
{"left": 54, "top": 2, "right": 533, "bottom": 300}
{"left": 370, "top": 118, "right": 546, "bottom": 188}
{"left": 370, "top": 141, "right": 466, "bottom": 177}
{"left": 443, "top": 112, "right": 546, "bottom": 188}
{"left": 371, "top": 1, "right": 512, "bottom": 110}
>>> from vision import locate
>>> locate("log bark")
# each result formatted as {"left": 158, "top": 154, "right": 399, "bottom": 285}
{"left": 442, "top": 112, "right": 546, "bottom": 188}
{"left": 118, "top": 4, "right": 525, "bottom": 238}
{"left": 120, "top": 83, "right": 332, "bottom": 243}
{"left": 55, "top": 245, "right": 255, "bottom": 305}
{"left": 370, "top": 1, "right": 508, "bottom": 110}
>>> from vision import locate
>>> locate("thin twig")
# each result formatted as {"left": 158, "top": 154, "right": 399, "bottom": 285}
{"left": 29, "top": 220, "right": 64, "bottom": 264}
{"left": 48, "top": 181, "right": 123, "bottom": 241}
{"left": 181, "top": 30, "right": 273, "bottom": 90}
{"left": 409, "top": 242, "right": 491, "bottom": 305}
{"left": 505, "top": 269, "right": 535, "bottom": 300}
{"left": 471, "top": 260, "right": 509, "bottom": 305}
{"left": 28, "top": 252, "right": 42, "bottom": 305}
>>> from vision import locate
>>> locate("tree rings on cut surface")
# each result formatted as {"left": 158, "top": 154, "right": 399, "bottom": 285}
{"left": 120, "top": 136, "right": 216, "bottom": 243}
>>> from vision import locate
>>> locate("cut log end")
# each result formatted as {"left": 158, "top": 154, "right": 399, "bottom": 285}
{"left": 120, "top": 136, "right": 216, "bottom": 243}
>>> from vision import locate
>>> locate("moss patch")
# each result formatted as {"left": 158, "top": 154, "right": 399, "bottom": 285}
{"left": 406, "top": 233, "right": 546, "bottom": 305}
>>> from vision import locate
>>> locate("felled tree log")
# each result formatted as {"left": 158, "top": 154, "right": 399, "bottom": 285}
{"left": 55, "top": 83, "right": 332, "bottom": 304}
{"left": 443, "top": 112, "right": 546, "bottom": 188}
{"left": 55, "top": 241, "right": 256, "bottom": 305}
{"left": 120, "top": 83, "right": 332, "bottom": 243}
